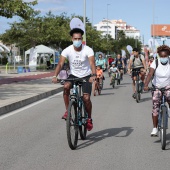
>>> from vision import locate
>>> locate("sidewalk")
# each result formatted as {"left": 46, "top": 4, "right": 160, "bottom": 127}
{"left": 0, "top": 71, "right": 63, "bottom": 115}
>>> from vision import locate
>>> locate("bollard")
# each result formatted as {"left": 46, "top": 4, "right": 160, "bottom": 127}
{"left": 6, "top": 62, "right": 8, "bottom": 74}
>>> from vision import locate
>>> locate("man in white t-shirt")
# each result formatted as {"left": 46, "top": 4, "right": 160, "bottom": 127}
{"left": 52, "top": 28, "right": 96, "bottom": 131}
{"left": 128, "top": 48, "right": 147, "bottom": 98}
{"left": 144, "top": 45, "right": 170, "bottom": 136}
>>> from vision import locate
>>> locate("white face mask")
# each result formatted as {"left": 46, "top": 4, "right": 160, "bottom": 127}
{"left": 73, "top": 40, "right": 82, "bottom": 48}
{"left": 160, "top": 57, "right": 169, "bottom": 64}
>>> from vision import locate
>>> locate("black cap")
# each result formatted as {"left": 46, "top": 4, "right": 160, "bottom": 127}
{"left": 133, "top": 48, "right": 139, "bottom": 52}
{"left": 70, "top": 28, "right": 84, "bottom": 36}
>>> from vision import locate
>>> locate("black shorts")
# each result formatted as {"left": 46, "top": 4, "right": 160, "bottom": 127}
{"left": 132, "top": 67, "right": 144, "bottom": 77}
{"left": 67, "top": 74, "right": 92, "bottom": 95}
{"left": 117, "top": 66, "right": 123, "bottom": 70}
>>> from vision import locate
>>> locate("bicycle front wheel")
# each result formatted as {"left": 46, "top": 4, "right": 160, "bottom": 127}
{"left": 160, "top": 106, "right": 167, "bottom": 150}
{"left": 66, "top": 100, "right": 78, "bottom": 150}
{"left": 92, "top": 82, "right": 97, "bottom": 96}
{"left": 79, "top": 103, "right": 87, "bottom": 140}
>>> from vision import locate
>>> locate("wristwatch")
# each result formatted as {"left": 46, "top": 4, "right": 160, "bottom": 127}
{"left": 91, "top": 74, "right": 97, "bottom": 76}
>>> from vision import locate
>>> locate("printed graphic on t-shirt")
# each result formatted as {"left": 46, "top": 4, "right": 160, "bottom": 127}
{"left": 72, "top": 59, "right": 82, "bottom": 69}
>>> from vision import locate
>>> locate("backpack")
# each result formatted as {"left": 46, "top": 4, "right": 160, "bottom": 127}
{"left": 133, "top": 55, "right": 142, "bottom": 63}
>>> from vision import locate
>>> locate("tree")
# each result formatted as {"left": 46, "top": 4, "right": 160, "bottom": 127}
{"left": 0, "top": 0, "right": 37, "bottom": 19}
{"left": 117, "top": 30, "right": 126, "bottom": 40}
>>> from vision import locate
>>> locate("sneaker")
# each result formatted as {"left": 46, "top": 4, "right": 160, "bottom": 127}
{"left": 132, "top": 93, "right": 136, "bottom": 99}
{"left": 151, "top": 128, "right": 158, "bottom": 137}
{"left": 87, "top": 118, "right": 93, "bottom": 131}
{"left": 62, "top": 111, "right": 68, "bottom": 120}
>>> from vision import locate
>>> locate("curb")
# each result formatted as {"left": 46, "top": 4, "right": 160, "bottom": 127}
{"left": 0, "top": 87, "right": 63, "bottom": 116}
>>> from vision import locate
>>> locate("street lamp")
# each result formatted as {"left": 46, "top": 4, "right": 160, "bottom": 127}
{"left": 135, "top": 36, "right": 138, "bottom": 48}
{"left": 152, "top": 0, "right": 155, "bottom": 49}
{"left": 83, "top": 0, "right": 86, "bottom": 45}
{"left": 91, "top": 0, "right": 93, "bottom": 26}
{"left": 107, "top": 4, "right": 110, "bottom": 42}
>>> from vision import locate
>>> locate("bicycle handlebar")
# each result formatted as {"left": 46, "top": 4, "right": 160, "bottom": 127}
{"left": 148, "top": 87, "right": 170, "bottom": 92}
{"left": 60, "top": 78, "right": 88, "bottom": 83}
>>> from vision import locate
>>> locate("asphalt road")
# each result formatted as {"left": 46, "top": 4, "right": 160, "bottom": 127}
{"left": 0, "top": 73, "right": 170, "bottom": 170}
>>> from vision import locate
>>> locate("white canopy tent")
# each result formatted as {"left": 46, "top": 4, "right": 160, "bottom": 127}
{"left": 0, "top": 43, "right": 10, "bottom": 53}
{"left": 25, "top": 44, "right": 56, "bottom": 66}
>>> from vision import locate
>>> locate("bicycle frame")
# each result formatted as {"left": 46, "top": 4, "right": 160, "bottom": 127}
{"left": 158, "top": 89, "right": 168, "bottom": 129}
{"left": 69, "top": 81, "right": 88, "bottom": 127}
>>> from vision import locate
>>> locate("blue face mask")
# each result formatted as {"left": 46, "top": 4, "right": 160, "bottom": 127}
{"left": 73, "top": 40, "right": 82, "bottom": 48}
{"left": 160, "top": 57, "right": 169, "bottom": 64}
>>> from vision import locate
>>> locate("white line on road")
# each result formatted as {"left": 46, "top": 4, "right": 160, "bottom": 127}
{"left": 0, "top": 91, "right": 63, "bottom": 120}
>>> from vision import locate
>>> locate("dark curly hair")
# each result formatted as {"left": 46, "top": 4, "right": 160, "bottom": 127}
{"left": 70, "top": 28, "right": 84, "bottom": 36}
{"left": 157, "top": 45, "right": 170, "bottom": 55}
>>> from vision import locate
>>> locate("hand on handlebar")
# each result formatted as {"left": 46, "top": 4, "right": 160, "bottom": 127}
{"left": 52, "top": 76, "right": 58, "bottom": 83}
{"left": 144, "top": 86, "right": 149, "bottom": 91}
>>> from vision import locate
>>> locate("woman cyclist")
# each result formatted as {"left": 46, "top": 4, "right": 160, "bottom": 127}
{"left": 96, "top": 54, "right": 106, "bottom": 71}
{"left": 144, "top": 45, "right": 170, "bottom": 136}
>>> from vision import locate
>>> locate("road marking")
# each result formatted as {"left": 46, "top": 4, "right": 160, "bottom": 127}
{"left": 0, "top": 91, "right": 63, "bottom": 120}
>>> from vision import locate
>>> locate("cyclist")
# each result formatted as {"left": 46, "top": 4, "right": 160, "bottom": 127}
{"left": 148, "top": 56, "right": 154, "bottom": 68}
{"left": 128, "top": 48, "right": 147, "bottom": 99}
{"left": 93, "top": 65, "right": 103, "bottom": 95}
{"left": 96, "top": 65, "right": 103, "bottom": 83}
{"left": 110, "top": 62, "right": 120, "bottom": 85}
{"left": 115, "top": 54, "right": 125, "bottom": 80}
{"left": 96, "top": 54, "right": 106, "bottom": 71}
{"left": 52, "top": 26, "right": 96, "bottom": 131}
{"left": 107, "top": 56, "right": 114, "bottom": 76}
{"left": 144, "top": 45, "right": 170, "bottom": 136}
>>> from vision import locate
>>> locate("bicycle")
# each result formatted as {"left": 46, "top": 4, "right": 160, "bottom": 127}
{"left": 132, "top": 70, "right": 143, "bottom": 103}
{"left": 63, "top": 78, "right": 89, "bottom": 150}
{"left": 111, "top": 72, "right": 120, "bottom": 88}
{"left": 150, "top": 87, "right": 170, "bottom": 150}
{"left": 92, "top": 78, "right": 101, "bottom": 96}
{"left": 116, "top": 72, "right": 121, "bottom": 85}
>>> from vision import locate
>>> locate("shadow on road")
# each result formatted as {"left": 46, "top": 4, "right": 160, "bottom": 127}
{"left": 153, "top": 133, "right": 170, "bottom": 150}
{"left": 120, "top": 83, "right": 131, "bottom": 85}
{"left": 102, "top": 87, "right": 113, "bottom": 91}
{"left": 140, "top": 97, "right": 152, "bottom": 103}
{"left": 100, "top": 92, "right": 114, "bottom": 96}
{"left": 77, "top": 127, "right": 134, "bottom": 150}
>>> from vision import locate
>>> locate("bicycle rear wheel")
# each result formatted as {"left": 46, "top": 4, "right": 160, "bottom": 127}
{"left": 135, "top": 82, "right": 140, "bottom": 103}
{"left": 66, "top": 100, "right": 78, "bottom": 150}
{"left": 160, "top": 106, "right": 167, "bottom": 150}
{"left": 79, "top": 103, "right": 88, "bottom": 140}
{"left": 100, "top": 79, "right": 104, "bottom": 89}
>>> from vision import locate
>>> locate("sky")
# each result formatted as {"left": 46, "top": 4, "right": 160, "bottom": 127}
{"left": 0, "top": 0, "right": 170, "bottom": 45}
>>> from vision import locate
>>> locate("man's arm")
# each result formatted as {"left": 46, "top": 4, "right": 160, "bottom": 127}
{"left": 128, "top": 59, "right": 132, "bottom": 70}
{"left": 53, "top": 56, "right": 66, "bottom": 78}
{"left": 122, "top": 59, "right": 125, "bottom": 68}
{"left": 144, "top": 68, "right": 155, "bottom": 91}
{"left": 142, "top": 59, "right": 147, "bottom": 71}
{"left": 89, "top": 56, "right": 96, "bottom": 75}
{"left": 88, "top": 56, "right": 96, "bottom": 83}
